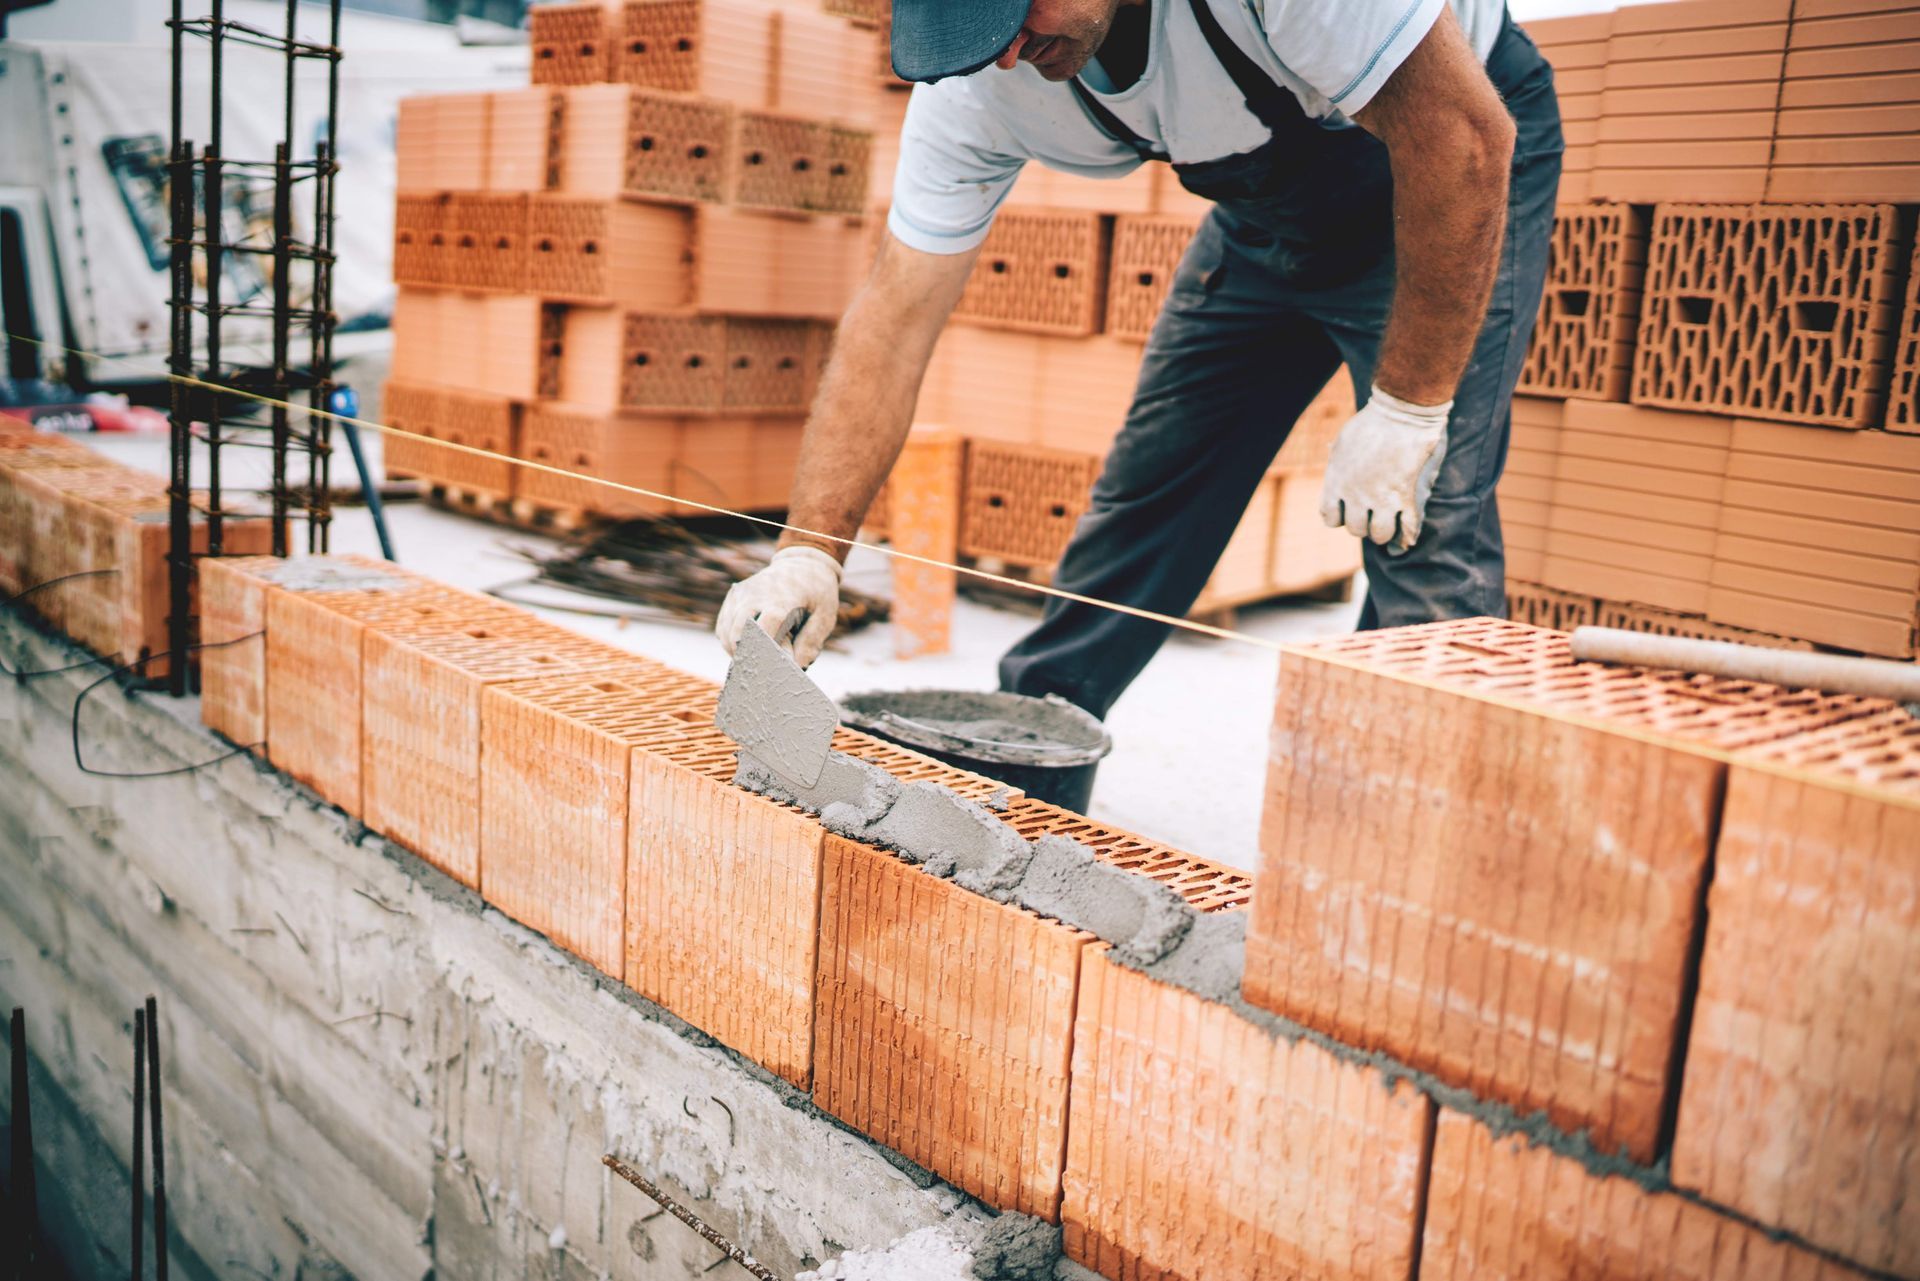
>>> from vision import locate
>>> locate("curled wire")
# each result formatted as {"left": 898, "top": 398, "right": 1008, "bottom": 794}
{"left": 71, "top": 632, "right": 265, "bottom": 779}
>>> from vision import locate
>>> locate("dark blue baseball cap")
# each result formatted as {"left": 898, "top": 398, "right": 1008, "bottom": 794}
{"left": 891, "top": 0, "right": 1033, "bottom": 82}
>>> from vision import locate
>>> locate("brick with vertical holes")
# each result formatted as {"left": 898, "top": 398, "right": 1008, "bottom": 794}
{"left": 362, "top": 622, "right": 634, "bottom": 887}
{"left": 888, "top": 428, "right": 963, "bottom": 658}
{"left": 1106, "top": 214, "right": 1199, "bottom": 343}
{"left": 1065, "top": 949, "right": 1433, "bottom": 1281}
{"left": 1519, "top": 204, "right": 1648, "bottom": 402}
{"left": 529, "top": 1, "right": 617, "bottom": 85}
{"left": 1632, "top": 203, "right": 1904, "bottom": 429}
{"left": 1673, "top": 718, "right": 1920, "bottom": 1278}
{"left": 1422, "top": 1109, "right": 1870, "bottom": 1280}
{"left": 958, "top": 441, "right": 1102, "bottom": 570}
{"left": 1245, "top": 617, "right": 1892, "bottom": 1162}
{"left": 479, "top": 667, "right": 719, "bottom": 976}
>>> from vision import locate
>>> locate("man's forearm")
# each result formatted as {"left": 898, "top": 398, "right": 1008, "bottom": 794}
{"left": 1353, "top": 9, "right": 1518, "bottom": 408}
{"left": 779, "top": 237, "right": 974, "bottom": 560}
{"left": 1372, "top": 122, "right": 1512, "bottom": 405}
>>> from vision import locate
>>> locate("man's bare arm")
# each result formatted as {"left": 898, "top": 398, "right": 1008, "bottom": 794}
{"left": 1351, "top": 9, "right": 1516, "bottom": 407}
{"left": 778, "top": 232, "right": 980, "bottom": 561}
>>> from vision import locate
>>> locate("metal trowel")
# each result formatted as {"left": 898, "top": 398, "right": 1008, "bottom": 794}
{"left": 715, "top": 609, "right": 839, "bottom": 789}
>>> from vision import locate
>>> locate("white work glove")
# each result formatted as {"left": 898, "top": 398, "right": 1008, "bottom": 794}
{"left": 1319, "top": 385, "right": 1453, "bottom": 555}
{"left": 715, "top": 545, "right": 842, "bottom": 669}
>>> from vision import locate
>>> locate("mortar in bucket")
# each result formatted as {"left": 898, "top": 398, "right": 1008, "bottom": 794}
{"left": 839, "top": 689, "right": 1114, "bottom": 812}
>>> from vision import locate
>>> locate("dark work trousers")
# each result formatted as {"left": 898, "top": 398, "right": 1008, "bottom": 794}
{"left": 999, "top": 36, "right": 1565, "bottom": 720}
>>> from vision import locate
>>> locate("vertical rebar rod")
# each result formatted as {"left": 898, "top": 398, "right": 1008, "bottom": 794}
{"left": 131, "top": 1008, "right": 145, "bottom": 1281}
{"left": 8, "top": 1009, "right": 36, "bottom": 1279}
{"left": 202, "top": 0, "right": 227, "bottom": 559}
{"left": 164, "top": 135, "right": 195, "bottom": 699}
{"left": 145, "top": 996, "right": 167, "bottom": 1281}
{"left": 313, "top": 0, "right": 344, "bottom": 553}
{"left": 269, "top": 141, "right": 292, "bottom": 557}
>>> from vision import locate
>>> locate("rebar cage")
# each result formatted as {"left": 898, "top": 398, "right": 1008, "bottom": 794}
{"left": 165, "top": 0, "right": 343, "bottom": 694}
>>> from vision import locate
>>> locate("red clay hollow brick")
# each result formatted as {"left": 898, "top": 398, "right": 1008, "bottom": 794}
{"left": 1633, "top": 204, "right": 1905, "bottom": 429}
{"left": 1422, "top": 1109, "right": 1868, "bottom": 1280}
{"left": 957, "top": 441, "right": 1102, "bottom": 571}
{"left": 1105, "top": 214, "right": 1199, "bottom": 343}
{"left": 1519, "top": 204, "right": 1648, "bottom": 402}
{"left": 812, "top": 832, "right": 1085, "bottom": 1220}
{"left": 478, "top": 666, "right": 719, "bottom": 976}
{"left": 361, "top": 623, "right": 632, "bottom": 888}
{"left": 1672, "top": 746, "right": 1920, "bottom": 1278}
{"left": 1891, "top": 234, "right": 1920, "bottom": 432}
{"left": 197, "top": 555, "right": 284, "bottom": 751}
{"left": 529, "top": 1, "right": 615, "bottom": 85}
{"left": 1245, "top": 618, "right": 1896, "bottom": 1162}
{"left": 1065, "top": 948, "right": 1433, "bottom": 1281}
{"left": 624, "top": 721, "right": 825, "bottom": 1088}
{"left": 956, "top": 209, "right": 1112, "bottom": 338}
{"left": 887, "top": 428, "right": 962, "bottom": 659}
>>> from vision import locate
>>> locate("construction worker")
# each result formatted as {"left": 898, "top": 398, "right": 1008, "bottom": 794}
{"left": 717, "top": 0, "right": 1560, "bottom": 720}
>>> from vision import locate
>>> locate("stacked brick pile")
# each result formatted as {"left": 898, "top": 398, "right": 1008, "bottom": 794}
{"left": 1505, "top": 0, "right": 1920, "bottom": 659}
{"left": 0, "top": 420, "right": 272, "bottom": 679}
{"left": 386, "top": 0, "right": 889, "bottom": 525}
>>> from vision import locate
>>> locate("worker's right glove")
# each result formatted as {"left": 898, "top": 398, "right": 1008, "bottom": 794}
{"left": 1319, "top": 386, "right": 1453, "bottom": 555}
{"left": 715, "top": 544, "right": 843, "bottom": 669}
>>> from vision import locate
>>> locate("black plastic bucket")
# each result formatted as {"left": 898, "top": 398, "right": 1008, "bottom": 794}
{"left": 839, "top": 689, "right": 1114, "bottom": 812}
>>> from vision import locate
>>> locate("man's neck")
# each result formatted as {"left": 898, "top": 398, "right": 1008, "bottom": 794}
{"left": 1093, "top": 0, "right": 1152, "bottom": 91}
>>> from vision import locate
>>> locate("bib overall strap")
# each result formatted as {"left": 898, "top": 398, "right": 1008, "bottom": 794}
{"left": 1068, "top": 78, "right": 1171, "bottom": 162}
{"left": 1183, "top": 0, "right": 1308, "bottom": 132}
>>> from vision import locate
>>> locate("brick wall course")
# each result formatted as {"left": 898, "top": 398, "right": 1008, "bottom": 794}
{"left": 812, "top": 832, "right": 1085, "bottom": 1220}
{"left": 1245, "top": 617, "right": 1891, "bottom": 1162}
{"left": 1065, "top": 950, "right": 1433, "bottom": 1281}
{"left": 478, "top": 666, "right": 719, "bottom": 976}
{"left": 1422, "top": 1110, "right": 1868, "bottom": 1279}
{"left": 1673, "top": 736, "right": 1920, "bottom": 1277}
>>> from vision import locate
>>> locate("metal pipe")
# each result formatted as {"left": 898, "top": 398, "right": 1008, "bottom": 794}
{"left": 1570, "top": 627, "right": 1920, "bottom": 705}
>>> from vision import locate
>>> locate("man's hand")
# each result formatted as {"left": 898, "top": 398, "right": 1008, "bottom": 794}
{"left": 1319, "top": 386, "right": 1452, "bottom": 553}
{"left": 715, "top": 545, "right": 843, "bottom": 668}
{"left": 712, "top": 231, "right": 978, "bottom": 664}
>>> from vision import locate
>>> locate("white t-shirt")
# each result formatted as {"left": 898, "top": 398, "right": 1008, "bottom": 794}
{"left": 887, "top": 0, "right": 1508, "bottom": 254}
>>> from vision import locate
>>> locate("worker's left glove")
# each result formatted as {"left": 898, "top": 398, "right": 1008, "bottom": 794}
{"left": 1318, "top": 386, "right": 1452, "bottom": 555}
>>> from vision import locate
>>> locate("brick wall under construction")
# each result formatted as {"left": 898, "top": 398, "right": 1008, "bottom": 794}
{"left": 8, "top": 384, "right": 1920, "bottom": 1275}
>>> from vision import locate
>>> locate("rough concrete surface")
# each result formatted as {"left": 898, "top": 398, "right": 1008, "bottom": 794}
{"left": 798, "top": 1212, "right": 1060, "bottom": 1281}
{"left": 0, "top": 615, "right": 999, "bottom": 1281}
{"left": 716, "top": 622, "right": 839, "bottom": 789}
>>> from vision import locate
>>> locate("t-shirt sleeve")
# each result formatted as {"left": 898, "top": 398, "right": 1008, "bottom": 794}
{"left": 886, "top": 80, "right": 1029, "bottom": 256}
{"left": 1258, "top": 0, "right": 1449, "bottom": 116}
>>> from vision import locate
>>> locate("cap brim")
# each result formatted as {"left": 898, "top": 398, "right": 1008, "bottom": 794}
{"left": 891, "top": 0, "right": 1031, "bottom": 83}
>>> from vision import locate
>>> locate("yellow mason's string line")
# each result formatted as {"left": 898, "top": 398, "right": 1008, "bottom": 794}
{"left": 8, "top": 329, "right": 1292, "bottom": 652}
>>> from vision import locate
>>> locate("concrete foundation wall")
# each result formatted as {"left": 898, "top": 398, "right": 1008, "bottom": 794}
{"left": 0, "top": 617, "right": 978, "bottom": 1280}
